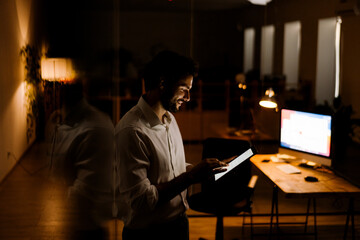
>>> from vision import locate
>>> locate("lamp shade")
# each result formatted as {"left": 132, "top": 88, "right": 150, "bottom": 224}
{"left": 41, "top": 58, "right": 74, "bottom": 81}
{"left": 248, "top": 0, "right": 272, "bottom": 5}
{"left": 259, "top": 88, "right": 277, "bottom": 108}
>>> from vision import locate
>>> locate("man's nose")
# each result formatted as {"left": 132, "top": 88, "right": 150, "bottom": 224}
{"left": 184, "top": 90, "right": 190, "bottom": 102}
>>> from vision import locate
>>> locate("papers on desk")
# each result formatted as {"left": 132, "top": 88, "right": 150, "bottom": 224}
{"left": 276, "top": 164, "right": 301, "bottom": 174}
{"left": 270, "top": 156, "right": 286, "bottom": 163}
{"left": 277, "top": 154, "right": 296, "bottom": 159}
{"left": 270, "top": 154, "right": 297, "bottom": 163}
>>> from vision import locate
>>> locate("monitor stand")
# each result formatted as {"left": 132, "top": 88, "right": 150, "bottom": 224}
{"left": 278, "top": 147, "right": 332, "bottom": 167}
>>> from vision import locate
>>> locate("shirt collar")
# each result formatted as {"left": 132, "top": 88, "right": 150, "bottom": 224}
{"left": 138, "top": 96, "right": 172, "bottom": 128}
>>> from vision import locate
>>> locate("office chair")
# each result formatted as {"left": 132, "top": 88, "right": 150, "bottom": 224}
{"left": 188, "top": 138, "right": 258, "bottom": 240}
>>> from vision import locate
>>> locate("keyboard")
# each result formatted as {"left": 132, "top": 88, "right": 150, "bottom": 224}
{"left": 276, "top": 164, "right": 301, "bottom": 174}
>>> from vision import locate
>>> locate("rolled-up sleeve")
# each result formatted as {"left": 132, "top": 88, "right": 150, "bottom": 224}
{"left": 116, "top": 127, "right": 159, "bottom": 213}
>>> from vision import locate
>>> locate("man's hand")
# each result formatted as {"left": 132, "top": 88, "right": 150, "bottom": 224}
{"left": 156, "top": 158, "right": 229, "bottom": 205}
{"left": 188, "top": 158, "right": 228, "bottom": 183}
{"left": 222, "top": 155, "right": 237, "bottom": 164}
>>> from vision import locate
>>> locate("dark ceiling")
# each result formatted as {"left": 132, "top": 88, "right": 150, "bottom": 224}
{"left": 78, "top": 0, "right": 251, "bottom": 12}
{"left": 119, "top": 0, "right": 249, "bottom": 11}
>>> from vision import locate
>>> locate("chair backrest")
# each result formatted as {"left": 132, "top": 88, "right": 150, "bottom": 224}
{"left": 201, "top": 138, "right": 252, "bottom": 202}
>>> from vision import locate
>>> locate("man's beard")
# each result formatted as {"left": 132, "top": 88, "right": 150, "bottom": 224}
{"left": 160, "top": 91, "right": 179, "bottom": 113}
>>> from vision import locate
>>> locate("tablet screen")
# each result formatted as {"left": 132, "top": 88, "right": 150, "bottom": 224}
{"left": 214, "top": 147, "right": 256, "bottom": 181}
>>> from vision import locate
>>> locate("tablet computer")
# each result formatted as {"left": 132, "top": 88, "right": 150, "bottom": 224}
{"left": 214, "top": 146, "right": 257, "bottom": 181}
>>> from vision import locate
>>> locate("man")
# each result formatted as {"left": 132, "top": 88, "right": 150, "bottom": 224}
{"left": 47, "top": 80, "right": 115, "bottom": 240}
{"left": 115, "top": 51, "right": 227, "bottom": 240}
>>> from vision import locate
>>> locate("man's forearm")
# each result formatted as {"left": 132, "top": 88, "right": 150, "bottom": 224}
{"left": 155, "top": 158, "right": 226, "bottom": 206}
{"left": 155, "top": 171, "right": 194, "bottom": 205}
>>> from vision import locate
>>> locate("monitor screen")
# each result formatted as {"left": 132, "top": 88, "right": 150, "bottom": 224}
{"left": 280, "top": 109, "right": 332, "bottom": 163}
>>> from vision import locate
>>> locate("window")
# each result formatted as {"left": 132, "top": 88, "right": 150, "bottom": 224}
{"left": 315, "top": 17, "right": 340, "bottom": 105}
{"left": 243, "top": 28, "right": 255, "bottom": 73}
{"left": 283, "top": 21, "right": 301, "bottom": 90}
{"left": 260, "top": 25, "right": 275, "bottom": 79}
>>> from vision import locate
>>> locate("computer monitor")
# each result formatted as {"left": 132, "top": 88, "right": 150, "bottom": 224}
{"left": 278, "top": 109, "right": 332, "bottom": 166}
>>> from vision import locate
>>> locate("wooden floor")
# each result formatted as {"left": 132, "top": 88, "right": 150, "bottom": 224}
{"left": 0, "top": 142, "right": 359, "bottom": 240}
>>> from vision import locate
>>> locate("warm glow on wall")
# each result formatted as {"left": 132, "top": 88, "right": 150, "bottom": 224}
{"left": 15, "top": 0, "right": 32, "bottom": 44}
{"left": 41, "top": 58, "right": 75, "bottom": 82}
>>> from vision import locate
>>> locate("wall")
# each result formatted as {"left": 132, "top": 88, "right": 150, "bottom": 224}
{"left": 2, "top": 1, "right": 358, "bottom": 182}
{"left": 213, "top": 0, "right": 360, "bottom": 117}
{"left": 119, "top": 11, "right": 192, "bottom": 65}
{"left": 0, "top": 0, "right": 35, "bottom": 182}
{"left": 341, "top": 14, "right": 360, "bottom": 118}
{"left": 268, "top": 0, "right": 360, "bottom": 117}
{"left": 40, "top": 0, "right": 360, "bottom": 118}
{"left": 193, "top": 6, "right": 264, "bottom": 73}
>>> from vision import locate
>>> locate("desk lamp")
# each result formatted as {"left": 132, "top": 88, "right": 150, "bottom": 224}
{"left": 259, "top": 87, "right": 277, "bottom": 109}
{"left": 248, "top": 0, "right": 272, "bottom": 5}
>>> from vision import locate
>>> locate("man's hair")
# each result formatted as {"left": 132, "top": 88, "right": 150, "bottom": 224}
{"left": 143, "top": 51, "right": 197, "bottom": 91}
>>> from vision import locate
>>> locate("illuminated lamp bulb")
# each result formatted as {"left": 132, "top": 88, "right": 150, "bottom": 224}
{"left": 259, "top": 88, "right": 277, "bottom": 108}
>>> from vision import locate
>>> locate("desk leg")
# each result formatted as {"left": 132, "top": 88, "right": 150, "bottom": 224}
{"left": 276, "top": 189, "right": 279, "bottom": 232}
{"left": 304, "top": 198, "right": 318, "bottom": 240}
{"left": 344, "top": 198, "right": 355, "bottom": 240}
{"left": 268, "top": 189, "right": 318, "bottom": 240}
{"left": 250, "top": 211, "right": 254, "bottom": 240}
{"left": 304, "top": 198, "right": 311, "bottom": 233}
{"left": 313, "top": 198, "right": 318, "bottom": 240}
{"left": 216, "top": 216, "right": 224, "bottom": 240}
{"left": 352, "top": 200, "right": 355, "bottom": 240}
{"left": 269, "top": 185, "right": 279, "bottom": 239}
{"left": 269, "top": 187, "right": 274, "bottom": 239}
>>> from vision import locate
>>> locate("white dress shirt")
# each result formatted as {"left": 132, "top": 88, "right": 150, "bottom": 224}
{"left": 48, "top": 99, "right": 115, "bottom": 224}
{"left": 115, "top": 96, "right": 189, "bottom": 229}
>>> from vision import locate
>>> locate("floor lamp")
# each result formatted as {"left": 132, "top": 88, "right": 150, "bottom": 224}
{"left": 41, "top": 58, "right": 74, "bottom": 122}
{"left": 41, "top": 58, "right": 73, "bottom": 171}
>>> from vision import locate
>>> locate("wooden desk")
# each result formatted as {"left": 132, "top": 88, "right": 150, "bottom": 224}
{"left": 251, "top": 154, "right": 360, "bottom": 239}
{"left": 251, "top": 154, "right": 360, "bottom": 198}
